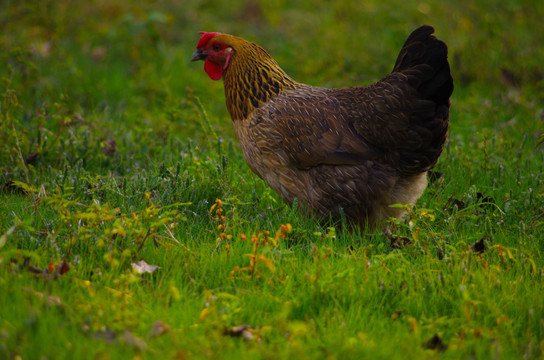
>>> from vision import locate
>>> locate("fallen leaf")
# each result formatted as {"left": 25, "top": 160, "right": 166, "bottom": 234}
{"left": 471, "top": 236, "right": 486, "bottom": 254}
{"left": 423, "top": 333, "right": 448, "bottom": 352}
{"left": 223, "top": 325, "right": 255, "bottom": 341}
{"left": 427, "top": 170, "right": 445, "bottom": 184}
{"left": 1, "top": 180, "right": 29, "bottom": 195}
{"left": 384, "top": 228, "right": 412, "bottom": 249}
{"left": 391, "top": 310, "right": 403, "bottom": 320}
{"left": 124, "top": 329, "right": 147, "bottom": 350}
{"left": 93, "top": 328, "right": 117, "bottom": 343}
{"left": 476, "top": 192, "right": 496, "bottom": 210}
{"left": 101, "top": 139, "right": 117, "bottom": 157}
{"left": 437, "top": 247, "right": 445, "bottom": 260}
{"left": 25, "top": 152, "right": 39, "bottom": 165}
{"left": 500, "top": 67, "right": 518, "bottom": 87}
{"left": 47, "top": 260, "right": 70, "bottom": 277}
{"left": 147, "top": 321, "right": 170, "bottom": 338}
{"left": 132, "top": 260, "right": 160, "bottom": 274}
{"left": 446, "top": 197, "right": 466, "bottom": 211}
{"left": 11, "top": 257, "right": 70, "bottom": 280}
{"left": 346, "top": 245, "right": 357, "bottom": 253}
{"left": 91, "top": 46, "right": 108, "bottom": 62}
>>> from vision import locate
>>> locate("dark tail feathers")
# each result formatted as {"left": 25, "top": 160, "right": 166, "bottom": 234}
{"left": 393, "top": 25, "right": 453, "bottom": 106}
{"left": 393, "top": 25, "right": 453, "bottom": 175}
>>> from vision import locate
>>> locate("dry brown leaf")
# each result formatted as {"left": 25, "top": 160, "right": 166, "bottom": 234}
{"left": 471, "top": 236, "right": 486, "bottom": 254}
{"left": 124, "top": 329, "right": 147, "bottom": 350}
{"left": 384, "top": 228, "right": 412, "bottom": 249}
{"left": 148, "top": 321, "right": 170, "bottom": 338}
{"left": 223, "top": 325, "right": 255, "bottom": 341}
{"left": 132, "top": 260, "right": 160, "bottom": 274}
{"left": 93, "top": 328, "right": 117, "bottom": 343}
{"left": 423, "top": 333, "right": 448, "bottom": 352}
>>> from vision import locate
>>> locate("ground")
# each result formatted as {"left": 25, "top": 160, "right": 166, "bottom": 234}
{"left": 0, "top": 1, "right": 543, "bottom": 359}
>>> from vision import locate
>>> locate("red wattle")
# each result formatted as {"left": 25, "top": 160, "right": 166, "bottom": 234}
{"left": 204, "top": 59, "right": 222, "bottom": 80}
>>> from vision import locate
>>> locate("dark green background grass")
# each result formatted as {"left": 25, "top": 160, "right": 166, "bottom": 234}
{"left": 1, "top": 1, "right": 543, "bottom": 359}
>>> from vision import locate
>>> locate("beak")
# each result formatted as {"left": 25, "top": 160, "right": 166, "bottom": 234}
{"left": 191, "top": 49, "right": 208, "bottom": 62}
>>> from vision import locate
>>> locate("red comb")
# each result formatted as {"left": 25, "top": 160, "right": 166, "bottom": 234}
{"left": 197, "top": 31, "right": 222, "bottom": 48}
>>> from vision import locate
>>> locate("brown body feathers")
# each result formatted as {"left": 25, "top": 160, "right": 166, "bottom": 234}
{"left": 192, "top": 25, "right": 453, "bottom": 228}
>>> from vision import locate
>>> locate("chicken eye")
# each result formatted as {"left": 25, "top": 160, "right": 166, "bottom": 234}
{"left": 212, "top": 43, "right": 222, "bottom": 51}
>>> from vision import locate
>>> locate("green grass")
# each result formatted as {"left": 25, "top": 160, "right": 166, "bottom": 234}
{"left": 1, "top": 0, "right": 543, "bottom": 359}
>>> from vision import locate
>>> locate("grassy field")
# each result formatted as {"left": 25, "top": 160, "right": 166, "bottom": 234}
{"left": 1, "top": 0, "right": 543, "bottom": 358}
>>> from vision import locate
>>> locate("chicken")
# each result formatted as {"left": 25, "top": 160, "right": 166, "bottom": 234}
{"left": 191, "top": 25, "right": 453, "bottom": 228}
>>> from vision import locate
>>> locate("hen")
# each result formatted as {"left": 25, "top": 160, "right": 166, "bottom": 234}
{"left": 191, "top": 25, "right": 453, "bottom": 228}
